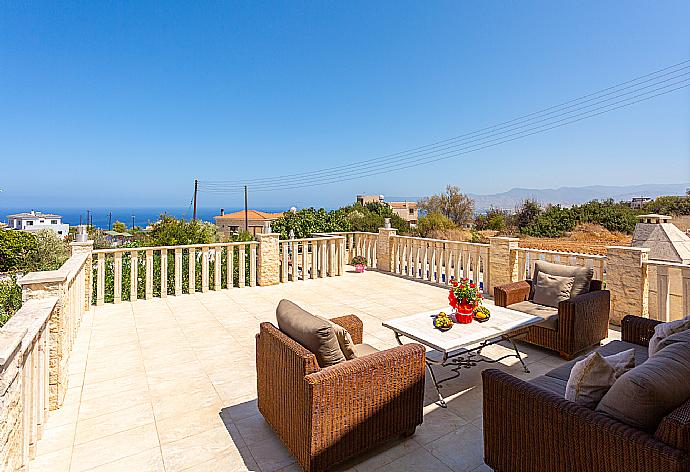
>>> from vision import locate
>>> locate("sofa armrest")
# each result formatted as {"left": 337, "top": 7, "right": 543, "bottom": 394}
{"left": 494, "top": 281, "right": 531, "bottom": 307}
{"left": 558, "top": 289, "right": 610, "bottom": 353}
{"left": 621, "top": 315, "right": 662, "bottom": 347}
{"left": 655, "top": 400, "right": 690, "bottom": 454}
{"left": 482, "top": 369, "right": 689, "bottom": 472}
{"left": 303, "top": 344, "right": 426, "bottom": 466}
{"left": 329, "top": 314, "right": 363, "bottom": 345}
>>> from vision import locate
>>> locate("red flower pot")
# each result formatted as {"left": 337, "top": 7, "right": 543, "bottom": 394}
{"left": 452, "top": 300, "right": 476, "bottom": 324}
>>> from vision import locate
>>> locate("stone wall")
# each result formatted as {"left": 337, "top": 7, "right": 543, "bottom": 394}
{"left": 605, "top": 246, "right": 650, "bottom": 325}
{"left": 0, "top": 298, "right": 57, "bottom": 471}
{"left": 0, "top": 331, "right": 24, "bottom": 472}
{"left": 376, "top": 228, "right": 397, "bottom": 272}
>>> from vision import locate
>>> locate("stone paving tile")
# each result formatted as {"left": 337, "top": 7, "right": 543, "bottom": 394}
{"left": 28, "top": 268, "right": 620, "bottom": 472}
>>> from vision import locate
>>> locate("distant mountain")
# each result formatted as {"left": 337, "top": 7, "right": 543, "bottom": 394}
{"left": 469, "top": 183, "right": 690, "bottom": 211}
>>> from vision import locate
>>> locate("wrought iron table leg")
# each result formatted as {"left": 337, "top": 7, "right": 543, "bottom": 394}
{"left": 426, "top": 363, "right": 447, "bottom": 408}
{"left": 509, "top": 338, "right": 530, "bottom": 373}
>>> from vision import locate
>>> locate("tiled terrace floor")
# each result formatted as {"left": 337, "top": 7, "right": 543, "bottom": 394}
{"left": 29, "top": 269, "right": 619, "bottom": 472}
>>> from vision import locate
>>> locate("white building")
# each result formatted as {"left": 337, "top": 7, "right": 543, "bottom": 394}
{"left": 6, "top": 211, "right": 70, "bottom": 239}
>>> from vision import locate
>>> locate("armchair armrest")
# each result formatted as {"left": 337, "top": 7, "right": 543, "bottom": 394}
{"left": 494, "top": 281, "right": 531, "bottom": 307}
{"left": 621, "top": 315, "right": 662, "bottom": 347}
{"left": 329, "top": 314, "right": 363, "bottom": 345}
{"left": 557, "top": 289, "right": 610, "bottom": 354}
{"left": 482, "top": 369, "right": 689, "bottom": 472}
{"left": 304, "top": 344, "right": 426, "bottom": 467}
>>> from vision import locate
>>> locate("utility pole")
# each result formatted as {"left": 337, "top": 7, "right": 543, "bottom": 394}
{"left": 244, "top": 185, "right": 248, "bottom": 232}
{"left": 86, "top": 210, "right": 91, "bottom": 228}
{"left": 108, "top": 212, "right": 112, "bottom": 230}
{"left": 131, "top": 215, "right": 135, "bottom": 230}
{"left": 193, "top": 179, "right": 198, "bottom": 221}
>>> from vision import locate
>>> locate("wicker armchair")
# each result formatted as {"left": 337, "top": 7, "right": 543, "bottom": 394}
{"left": 482, "top": 316, "right": 690, "bottom": 472}
{"left": 256, "top": 314, "right": 426, "bottom": 472}
{"left": 494, "top": 279, "right": 610, "bottom": 359}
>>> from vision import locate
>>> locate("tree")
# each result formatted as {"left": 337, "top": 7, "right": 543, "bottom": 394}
{"left": 418, "top": 185, "right": 474, "bottom": 226}
{"left": 30, "top": 229, "right": 70, "bottom": 271}
{"left": 512, "top": 199, "right": 542, "bottom": 230}
{"left": 0, "top": 231, "right": 37, "bottom": 272}
{"left": 112, "top": 221, "right": 128, "bottom": 233}
{"left": 147, "top": 215, "right": 220, "bottom": 245}
{"left": 272, "top": 208, "right": 352, "bottom": 239}
{"left": 475, "top": 207, "right": 508, "bottom": 231}
{"left": 342, "top": 203, "right": 409, "bottom": 233}
{"left": 522, "top": 205, "right": 576, "bottom": 237}
{"left": 416, "top": 212, "right": 456, "bottom": 237}
{"left": 643, "top": 195, "right": 690, "bottom": 216}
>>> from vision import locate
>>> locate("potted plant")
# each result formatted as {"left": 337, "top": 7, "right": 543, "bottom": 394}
{"left": 351, "top": 256, "right": 367, "bottom": 273}
{"left": 448, "top": 277, "right": 483, "bottom": 323}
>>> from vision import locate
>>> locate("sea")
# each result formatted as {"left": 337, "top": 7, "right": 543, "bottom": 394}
{"left": 0, "top": 207, "right": 288, "bottom": 229}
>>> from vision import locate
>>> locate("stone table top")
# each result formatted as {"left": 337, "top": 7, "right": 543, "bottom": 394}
{"left": 382, "top": 300, "right": 543, "bottom": 354}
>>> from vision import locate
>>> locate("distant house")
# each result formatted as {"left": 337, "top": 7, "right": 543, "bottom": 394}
{"left": 214, "top": 209, "right": 284, "bottom": 236}
{"left": 103, "top": 230, "right": 133, "bottom": 246}
{"left": 355, "top": 195, "right": 418, "bottom": 226}
{"left": 629, "top": 197, "right": 652, "bottom": 209}
{"left": 6, "top": 210, "right": 70, "bottom": 239}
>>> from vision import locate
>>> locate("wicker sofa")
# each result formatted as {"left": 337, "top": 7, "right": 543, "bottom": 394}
{"left": 482, "top": 315, "right": 690, "bottom": 472}
{"left": 494, "top": 277, "right": 610, "bottom": 360}
{"left": 256, "top": 314, "right": 426, "bottom": 472}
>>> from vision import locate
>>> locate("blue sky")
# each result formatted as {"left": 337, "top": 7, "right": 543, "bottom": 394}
{"left": 1, "top": 1, "right": 689, "bottom": 210}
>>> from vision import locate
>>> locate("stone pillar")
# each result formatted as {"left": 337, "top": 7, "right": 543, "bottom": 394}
{"left": 376, "top": 228, "right": 397, "bottom": 272}
{"left": 606, "top": 246, "right": 649, "bottom": 325}
{"left": 70, "top": 241, "right": 93, "bottom": 311}
{"left": 488, "top": 237, "right": 520, "bottom": 297}
{"left": 257, "top": 233, "right": 280, "bottom": 286}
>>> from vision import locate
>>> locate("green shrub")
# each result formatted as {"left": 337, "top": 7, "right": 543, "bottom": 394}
{"left": 522, "top": 205, "right": 576, "bottom": 237}
{"left": 0, "top": 277, "right": 22, "bottom": 327}
{"left": 643, "top": 195, "right": 690, "bottom": 215}
{"left": 416, "top": 212, "right": 456, "bottom": 237}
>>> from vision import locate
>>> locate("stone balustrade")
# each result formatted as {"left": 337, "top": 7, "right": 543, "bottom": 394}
{"left": 1, "top": 242, "right": 91, "bottom": 470}
{"left": 390, "top": 235, "right": 490, "bottom": 289}
{"left": 514, "top": 247, "right": 607, "bottom": 282}
{"left": 278, "top": 236, "right": 345, "bottom": 282}
{"left": 644, "top": 259, "right": 690, "bottom": 322}
{"left": 91, "top": 241, "right": 258, "bottom": 305}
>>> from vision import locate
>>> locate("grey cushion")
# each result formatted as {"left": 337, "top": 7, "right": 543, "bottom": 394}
{"left": 565, "top": 349, "right": 635, "bottom": 409}
{"left": 546, "top": 340, "right": 649, "bottom": 382}
{"left": 532, "top": 260, "right": 594, "bottom": 299}
{"left": 533, "top": 272, "right": 575, "bottom": 308}
{"left": 318, "top": 316, "right": 356, "bottom": 360}
{"left": 531, "top": 375, "right": 567, "bottom": 396}
{"left": 352, "top": 343, "right": 379, "bottom": 358}
{"left": 510, "top": 301, "right": 559, "bottom": 331}
{"left": 596, "top": 340, "right": 690, "bottom": 431}
{"left": 276, "top": 300, "right": 346, "bottom": 367}
{"left": 649, "top": 315, "right": 690, "bottom": 356}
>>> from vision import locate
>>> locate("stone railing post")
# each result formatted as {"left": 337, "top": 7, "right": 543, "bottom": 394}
{"left": 257, "top": 233, "right": 280, "bottom": 286}
{"left": 70, "top": 240, "right": 94, "bottom": 311}
{"left": 488, "top": 237, "right": 519, "bottom": 297}
{"left": 605, "top": 246, "right": 650, "bottom": 325}
{"left": 376, "top": 228, "right": 397, "bottom": 272}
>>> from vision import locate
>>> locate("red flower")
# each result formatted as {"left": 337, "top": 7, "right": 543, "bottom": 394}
{"left": 470, "top": 283, "right": 476, "bottom": 288}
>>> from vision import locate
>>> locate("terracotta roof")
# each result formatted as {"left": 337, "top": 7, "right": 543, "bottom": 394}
{"left": 215, "top": 210, "right": 284, "bottom": 220}
{"left": 389, "top": 201, "right": 417, "bottom": 209}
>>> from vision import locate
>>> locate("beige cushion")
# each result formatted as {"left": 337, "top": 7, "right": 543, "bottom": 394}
{"left": 352, "top": 343, "right": 379, "bottom": 358}
{"left": 319, "top": 316, "right": 356, "bottom": 360}
{"left": 532, "top": 260, "right": 594, "bottom": 298}
{"left": 596, "top": 340, "right": 690, "bottom": 431}
{"left": 565, "top": 349, "right": 635, "bottom": 409}
{"left": 276, "top": 300, "right": 346, "bottom": 367}
{"left": 649, "top": 315, "right": 690, "bottom": 356}
{"left": 533, "top": 272, "right": 575, "bottom": 308}
{"left": 510, "top": 301, "right": 559, "bottom": 331}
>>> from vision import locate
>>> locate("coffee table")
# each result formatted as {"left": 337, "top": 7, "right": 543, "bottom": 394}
{"left": 382, "top": 301, "right": 544, "bottom": 407}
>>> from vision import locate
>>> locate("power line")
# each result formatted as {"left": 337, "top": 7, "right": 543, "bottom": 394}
{"left": 197, "top": 62, "right": 690, "bottom": 194}
{"left": 200, "top": 59, "right": 690, "bottom": 189}
{"left": 198, "top": 71, "right": 690, "bottom": 192}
